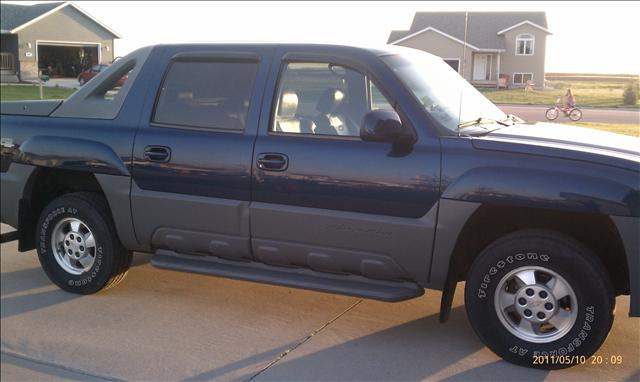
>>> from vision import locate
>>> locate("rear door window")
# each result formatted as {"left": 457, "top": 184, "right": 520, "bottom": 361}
{"left": 153, "top": 61, "right": 258, "bottom": 131}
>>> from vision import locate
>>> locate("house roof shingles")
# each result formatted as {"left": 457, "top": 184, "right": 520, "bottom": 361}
{"left": 0, "top": 2, "right": 64, "bottom": 32}
{"left": 388, "top": 12, "right": 549, "bottom": 50}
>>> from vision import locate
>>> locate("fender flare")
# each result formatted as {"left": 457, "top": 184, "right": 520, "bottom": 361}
{"left": 434, "top": 166, "right": 638, "bottom": 322}
{"left": 442, "top": 166, "right": 638, "bottom": 217}
{"left": 16, "top": 136, "right": 130, "bottom": 176}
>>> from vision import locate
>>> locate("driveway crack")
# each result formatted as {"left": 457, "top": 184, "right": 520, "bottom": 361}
{"left": 248, "top": 299, "right": 362, "bottom": 381}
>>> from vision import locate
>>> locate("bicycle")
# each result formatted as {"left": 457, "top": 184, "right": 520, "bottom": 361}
{"left": 545, "top": 104, "right": 582, "bottom": 121}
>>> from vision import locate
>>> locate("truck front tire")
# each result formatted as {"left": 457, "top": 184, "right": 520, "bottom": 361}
{"left": 465, "top": 230, "right": 615, "bottom": 369}
{"left": 36, "top": 192, "right": 132, "bottom": 294}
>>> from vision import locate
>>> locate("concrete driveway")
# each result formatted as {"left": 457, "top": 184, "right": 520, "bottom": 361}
{"left": 41, "top": 78, "right": 80, "bottom": 89}
{"left": 499, "top": 104, "right": 640, "bottom": 124}
{"left": 1, "top": 224, "right": 639, "bottom": 381}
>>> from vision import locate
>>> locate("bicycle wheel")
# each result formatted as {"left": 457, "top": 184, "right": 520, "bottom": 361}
{"left": 545, "top": 107, "right": 559, "bottom": 121}
{"left": 569, "top": 108, "right": 582, "bottom": 121}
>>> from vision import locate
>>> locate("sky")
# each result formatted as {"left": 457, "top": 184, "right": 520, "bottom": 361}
{"left": 6, "top": 1, "right": 640, "bottom": 74}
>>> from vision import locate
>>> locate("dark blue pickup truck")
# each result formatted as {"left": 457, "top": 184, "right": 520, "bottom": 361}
{"left": 1, "top": 44, "right": 638, "bottom": 369}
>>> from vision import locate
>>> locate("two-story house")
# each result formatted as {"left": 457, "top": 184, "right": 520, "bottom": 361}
{"left": 387, "top": 12, "right": 551, "bottom": 88}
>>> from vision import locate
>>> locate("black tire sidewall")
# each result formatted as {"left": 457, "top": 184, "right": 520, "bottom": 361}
{"left": 37, "top": 196, "right": 117, "bottom": 294}
{"left": 465, "top": 233, "right": 614, "bottom": 369}
{"left": 545, "top": 108, "right": 558, "bottom": 120}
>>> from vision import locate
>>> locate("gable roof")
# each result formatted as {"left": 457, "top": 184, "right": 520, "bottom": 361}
{"left": 0, "top": 1, "right": 120, "bottom": 38}
{"left": 388, "top": 12, "right": 549, "bottom": 49}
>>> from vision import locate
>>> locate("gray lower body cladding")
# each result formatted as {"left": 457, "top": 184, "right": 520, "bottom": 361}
{"left": 133, "top": 187, "right": 439, "bottom": 285}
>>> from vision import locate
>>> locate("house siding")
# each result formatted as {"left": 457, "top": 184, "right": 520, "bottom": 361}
{"left": 394, "top": 30, "right": 474, "bottom": 80}
{"left": 16, "top": 5, "right": 115, "bottom": 80}
{"left": 499, "top": 24, "right": 547, "bottom": 87}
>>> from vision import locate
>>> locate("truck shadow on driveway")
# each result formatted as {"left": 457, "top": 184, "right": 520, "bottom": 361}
{"left": 1, "top": 289, "right": 80, "bottom": 320}
{"left": 212, "top": 306, "right": 549, "bottom": 382}
{"left": 0, "top": 267, "right": 52, "bottom": 296}
{"left": 1, "top": 263, "right": 82, "bottom": 320}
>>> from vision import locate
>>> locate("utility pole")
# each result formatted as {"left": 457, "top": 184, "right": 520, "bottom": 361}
{"left": 458, "top": 11, "right": 469, "bottom": 136}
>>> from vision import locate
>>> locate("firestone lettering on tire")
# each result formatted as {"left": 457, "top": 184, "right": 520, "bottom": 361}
{"left": 477, "top": 252, "right": 549, "bottom": 299}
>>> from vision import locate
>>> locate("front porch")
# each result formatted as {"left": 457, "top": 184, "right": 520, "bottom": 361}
{"left": 469, "top": 52, "right": 504, "bottom": 88}
{"left": 1, "top": 33, "right": 19, "bottom": 83}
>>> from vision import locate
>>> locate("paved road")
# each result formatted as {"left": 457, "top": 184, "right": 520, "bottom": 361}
{"left": 499, "top": 104, "right": 640, "bottom": 124}
{"left": 1, "top": 224, "right": 639, "bottom": 381}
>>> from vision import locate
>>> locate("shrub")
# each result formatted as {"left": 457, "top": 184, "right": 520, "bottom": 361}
{"left": 622, "top": 82, "right": 638, "bottom": 105}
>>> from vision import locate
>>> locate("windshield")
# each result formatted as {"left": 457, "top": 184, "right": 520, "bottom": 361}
{"left": 381, "top": 51, "right": 507, "bottom": 133}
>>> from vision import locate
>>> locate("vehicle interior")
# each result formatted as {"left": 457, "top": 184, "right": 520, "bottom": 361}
{"left": 273, "top": 63, "right": 393, "bottom": 137}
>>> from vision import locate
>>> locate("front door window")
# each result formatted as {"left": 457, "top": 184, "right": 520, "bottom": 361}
{"left": 271, "top": 62, "right": 393, "bottom": 137}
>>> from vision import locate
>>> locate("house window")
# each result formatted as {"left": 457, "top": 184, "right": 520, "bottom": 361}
{"left": 513, "top": 73, "right": 533, "bottom": 85}
{"left": 516, "top": 34, "right": 534, "bottom": 55}
{"left": 443, "top": 59, "right": 460, "bottom": 73}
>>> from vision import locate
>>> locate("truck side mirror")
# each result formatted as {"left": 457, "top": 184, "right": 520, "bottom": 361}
{"left": 360, "top": 110, "right": 414, "bottom": 144}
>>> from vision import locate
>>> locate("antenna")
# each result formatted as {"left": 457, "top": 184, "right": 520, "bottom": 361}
{"left": 458, "top": 11, "right": 469, "bottom": 137}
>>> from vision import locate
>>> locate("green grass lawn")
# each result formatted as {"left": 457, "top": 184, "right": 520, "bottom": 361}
{"left": 563, "top": 122, "right": 640, "bottom": 137}
{"left": 481, "top": 78, "right": 639, "bottom": 108}
{"left": 0, "top": 85, "right": 76, "bottom": 101}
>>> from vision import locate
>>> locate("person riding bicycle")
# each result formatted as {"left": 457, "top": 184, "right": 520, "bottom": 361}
{"left": 556, "top": 88, "right": 576, "bottom": 115}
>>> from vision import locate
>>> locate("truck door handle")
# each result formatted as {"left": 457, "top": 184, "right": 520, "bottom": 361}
{"left": 144, "top": 146, "right": 171, "bottom": 162}
{"left": 256, "top": 153, "right": 288, "bottom": 171}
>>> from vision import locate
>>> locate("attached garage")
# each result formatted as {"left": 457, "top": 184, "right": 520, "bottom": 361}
{"left": 0, "top": 2, "right": 120, "bottom": 82}
{"left": 37, "top": 41, "right": 100, "bottom": 78}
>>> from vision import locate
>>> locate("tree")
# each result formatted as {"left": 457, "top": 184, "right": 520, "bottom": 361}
{"left": 622, "top": 82, "right": 638, "bottom": 105}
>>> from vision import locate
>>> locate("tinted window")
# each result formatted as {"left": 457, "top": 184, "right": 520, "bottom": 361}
{"left": 272, "top": 62, "right": 393, "bottom": 137}
{"left": 153, "top": 61, "right": 258, "bottom": 131}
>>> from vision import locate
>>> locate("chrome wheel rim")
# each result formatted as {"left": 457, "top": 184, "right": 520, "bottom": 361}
{"left": 494, "top": 266, "right": 578, "bottom": 343}
{"left": 51, "top": 217, "right": 97, "bottom": 275}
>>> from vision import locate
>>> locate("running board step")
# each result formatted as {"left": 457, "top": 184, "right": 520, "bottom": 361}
{"left": 151, "top": 250, "right": 424, "bottom": 302}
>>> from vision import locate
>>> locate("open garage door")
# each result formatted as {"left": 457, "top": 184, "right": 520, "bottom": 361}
{"left": 37, "top": 42, "right": 100, "bottom": 78}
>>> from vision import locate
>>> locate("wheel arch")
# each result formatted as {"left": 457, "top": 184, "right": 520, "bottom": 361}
{"left": 17, "top": 166, "right": 138, "bottom": 252}
{"left": 436, "top": 203, "right": 630, "bottom": 322}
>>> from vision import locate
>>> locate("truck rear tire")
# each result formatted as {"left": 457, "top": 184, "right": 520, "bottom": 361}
{"left": 36, "top": 192, "right": 132, "bottom": 294}
{"left": 464, "top": 230, "right": 614, "bottom": 369}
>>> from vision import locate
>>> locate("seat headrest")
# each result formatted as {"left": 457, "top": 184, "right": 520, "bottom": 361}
{"left": 278, "top": 90, "right": 298, "bottom": 118}
{"left": 316, "top": 89, "right": 344, "bottom": 114}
